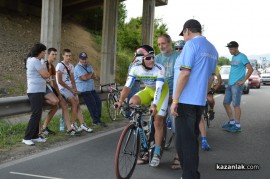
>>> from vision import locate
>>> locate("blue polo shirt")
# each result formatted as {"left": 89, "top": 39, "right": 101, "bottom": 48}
{"left": 155, "top": 51, "right": 179, "bottom": 96}
{"left": 173, "top": 36, "right": 218, "bottom": 106}
{"left": 74, "top": 63, "right": 95, "bottom": 92}
{"left": 228, "top": 53, "right": 250, "bottom": 85}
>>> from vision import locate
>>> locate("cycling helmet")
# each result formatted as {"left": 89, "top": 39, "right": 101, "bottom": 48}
{"left": 174, "top": 40, "right": 185, "bottom": 48}
{"left": 134, "top": 45, "right": 155, "bottom": 70}
{"left": 134, "top": 45, "right": 155, "bottom": 57}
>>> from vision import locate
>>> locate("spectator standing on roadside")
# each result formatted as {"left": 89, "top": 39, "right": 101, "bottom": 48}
{"left": 155, "top": 34, "right": 180, "bottom": 170}
{"left": 171, "top": 19, "right": 218, "bottom": 179}
{"left": 22, "top": 43, "right": 50, "bottom": 146}
{"left": 222, "top": 41, "right": 253, "bottom": 132}
{"left": 56, "top": 49, "right": 93, "bottom": 133}
{"left": 74, "top": 52, "right": 107, "bottom": 127}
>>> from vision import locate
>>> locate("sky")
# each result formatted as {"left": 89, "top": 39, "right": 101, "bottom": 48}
{"left": 124, "top": 0, "right": 270, "bottom": 60}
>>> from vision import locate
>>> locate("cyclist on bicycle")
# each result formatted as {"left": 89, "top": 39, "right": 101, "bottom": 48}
{"left": 199, "top": 66, "right": 222, "bottom": 150}
{"left": 208, "top": 66, "right": 222, "bottom": 120}
{"left": 116, "top": 45, "right": 169, "bottom": 167}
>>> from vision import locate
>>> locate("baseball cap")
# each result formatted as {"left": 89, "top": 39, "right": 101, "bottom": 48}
{"left": 79, "top": 52, "right": 88, "bottom": 59}
{"left": 179, "top": 19, "right": 202, "bottom": 36}
{"left": 226, "top": 41, "right": 239, "bottom": 48}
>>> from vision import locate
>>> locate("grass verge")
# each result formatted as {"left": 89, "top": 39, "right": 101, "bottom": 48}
{"left": 0, "top": 102, "right": 125, "bottom": 153}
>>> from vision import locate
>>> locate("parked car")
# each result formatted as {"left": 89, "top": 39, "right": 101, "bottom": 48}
{"left": 260, "top": 70, "right": 270, "bottom": 85}
{"left": 248, "top": 70, "right": 261, "bottom": 88}
{"left": 218, "top": 65, "right": 250, "bottom": 94}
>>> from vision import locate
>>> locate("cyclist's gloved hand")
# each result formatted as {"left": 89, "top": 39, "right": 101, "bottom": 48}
{"left": 115, "top": 101, "right": 122, "bottom": 111}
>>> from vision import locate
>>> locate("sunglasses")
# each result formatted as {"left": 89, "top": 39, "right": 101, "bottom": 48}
{"left": 175, "top": 47, "right": 183, "bottom": 51}
{"left": 144, "top": 56, "right": 155, "bottom": 60}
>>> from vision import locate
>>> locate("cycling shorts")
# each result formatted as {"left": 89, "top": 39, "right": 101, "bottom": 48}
{"left": 135, "top": 82, "right": 169, "bottom": 117}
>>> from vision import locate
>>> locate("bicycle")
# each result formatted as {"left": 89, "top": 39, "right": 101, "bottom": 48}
{"left": 115, "top": 104, "right": 167, "bottom": 179}
{"left": 100, "top": 83, "right": 126, "bottom": 121}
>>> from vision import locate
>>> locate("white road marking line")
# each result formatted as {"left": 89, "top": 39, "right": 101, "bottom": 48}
{"left": 10, "top": 171, "right": 63, "bottom": 179}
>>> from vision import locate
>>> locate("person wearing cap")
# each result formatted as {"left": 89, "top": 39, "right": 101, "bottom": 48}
{"left": 174, "top": 40, "right": 185, "bottom": 53}
{"left": 56, "top": 49, "right": 93, "bottom": 134}
{"left": 115, "top": 45, "right": 169, "bottom": 167}
{"left": 171, "top": 19, "right": 218, "bottom": 179}
{"left": 155, "top": 34, "right": 181, "bottom": 169}
{"left": 222, "top": 41, "right": 253, "bottom": 132}
{"left": 74, "top": 52, "right": 107, "bottom": 127}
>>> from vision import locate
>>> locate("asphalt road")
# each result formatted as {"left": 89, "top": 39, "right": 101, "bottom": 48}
{"left": 0, "top": 86, "right": 270, "bottom": 179}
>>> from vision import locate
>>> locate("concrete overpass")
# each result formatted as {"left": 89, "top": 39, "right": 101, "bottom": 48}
{"left": 0, "top": 0, "right": 168, "bottom": 85}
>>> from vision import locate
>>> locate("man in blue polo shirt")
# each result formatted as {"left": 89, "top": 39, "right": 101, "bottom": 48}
{"left": 171, "top": 19, "right": 218, "bottom": 179}
{"left": 74, "top": 52, "right": 107, "bottom": 127}
{"left": 222, "top": 41, "right": 253, "bottom": 132}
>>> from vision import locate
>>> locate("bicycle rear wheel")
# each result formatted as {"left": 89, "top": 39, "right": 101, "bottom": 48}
{"left": 115, "top": 123, "right": 140, "bottom": 179}
{"left": 107, "top": 94, "right": 117, "bottom": 121}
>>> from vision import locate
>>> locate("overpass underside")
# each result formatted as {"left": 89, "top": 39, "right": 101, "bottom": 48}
{"left": 0, "top": 0, "right": 168, "bottom": 85}
{"left": 0, "top": 0, "right": 167, "bottom": 16}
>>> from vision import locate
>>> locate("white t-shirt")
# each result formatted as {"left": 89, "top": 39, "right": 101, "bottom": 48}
{"left": 26, "top": 57, "right": 47, "bottom": 93}
{"left": 55, "top": 61, "right": 74, "bottom": 90}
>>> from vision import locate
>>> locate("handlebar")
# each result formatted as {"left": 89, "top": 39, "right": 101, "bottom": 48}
{"left": 100, "top": 83, "right": 118, "bottom": 93}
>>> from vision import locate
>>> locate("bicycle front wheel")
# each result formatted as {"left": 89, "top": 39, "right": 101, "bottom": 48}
{"left": 107, "top": 94, "right": 116, "bottom": 121}
{"left": 115, "top": 123, "right": 140, "bottom": 179}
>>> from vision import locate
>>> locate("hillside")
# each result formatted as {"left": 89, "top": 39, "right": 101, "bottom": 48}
{"left": 0, "top": 10, "right": 100, "bottom": 98}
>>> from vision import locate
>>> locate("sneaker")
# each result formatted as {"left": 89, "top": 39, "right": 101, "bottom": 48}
{"left": 66, "top": 129, "right": 81, "bottom": 136}
{"left": 201, "top": 140, "right": 211, "bottom": 151}
{"left": 226, "top": 125, "right": 241, "bottom": 133}
{"left": 22, "top": 139, "right": 35, "bottom": 146}
{"left": 209, "top": 110, "right": 215, "bottom": 121}
{"left": 93, "top": 122, "right": 108, "bottom": 127}
{"left": 150, "top": 154, "right": 160, "bottom": 167}
{"left": 79, "top": 123, "right": 93, "bottom": 133}
{"left": 71, "top": 122, "right": 82, "bottom": 132}
{"left": 42, "top": 127, "right": 56, "bottom": 135}
{"left": 32, "top": 137, "right": 46, "bottom": 143}
{"left": 222, "top": 122, "right": 234, "bottom": 130}
{"left": 38, "top": 133, "right": 48, "bottom": 140}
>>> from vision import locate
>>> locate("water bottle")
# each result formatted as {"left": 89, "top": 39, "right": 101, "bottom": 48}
{"left": 59, "top": 116, "right": 65, "bottom": 131}
{"left": 167, "top": 118, "right": 172, "bottom": 129}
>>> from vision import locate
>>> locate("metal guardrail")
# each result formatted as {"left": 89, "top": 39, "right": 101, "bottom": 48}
{"left": 0, "top": 89, "right": 108, "bottom": 118}
{"left": 0, "top": 84, "right": 145, "bottom": 118}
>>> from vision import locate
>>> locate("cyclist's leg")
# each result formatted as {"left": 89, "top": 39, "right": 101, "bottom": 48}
{"left": 199, "top": 117, "right": 210, "bottom": 150}
{"left": 207, "top": 93, "right": 215, "bottom": 110}
{"left": 150, "top": 83, "right": 169, "bottom": 167}
{"left": 207, "top": 93, "right": 215, "bottom": 120}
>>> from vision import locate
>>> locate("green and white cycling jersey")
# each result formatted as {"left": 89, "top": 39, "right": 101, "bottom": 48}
{"left": 125, "top": 63, "right": 169, "bottom": 116}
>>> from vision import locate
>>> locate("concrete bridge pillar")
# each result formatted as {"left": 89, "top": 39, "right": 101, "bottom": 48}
{"left": 40, "top": 0, "right": 62, "bottom": 60}
{"left": 142, "top": 0, "right": 155, "bottom": 46}
{"left": 100, "top": 0, "right": 119, "bottom": 85}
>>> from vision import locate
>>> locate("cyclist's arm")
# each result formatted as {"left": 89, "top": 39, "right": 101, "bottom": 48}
{"left": 152, "top": 78, "right": 164, "bottom": 106}
{"left": 118, "top": 86, "right": 131, "bottom": 103}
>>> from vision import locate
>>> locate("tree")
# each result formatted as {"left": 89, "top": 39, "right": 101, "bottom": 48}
{"left": 218, "top": 56, "right": 230, "bottom": 66}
